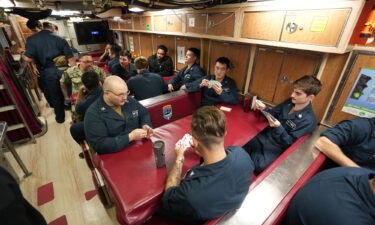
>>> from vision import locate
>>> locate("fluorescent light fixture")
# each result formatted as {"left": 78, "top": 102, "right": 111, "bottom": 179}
{"left": 52, "top": 10, "right": 80, "bottom": 16}
{"left": 113, "top": 16, "right": 121, "bottom": 20}
{"left": 129, "top": 7, "right": 144, "bottom": 12}
{"left": 2, "top": 0, "right": 16, "bottom": 7}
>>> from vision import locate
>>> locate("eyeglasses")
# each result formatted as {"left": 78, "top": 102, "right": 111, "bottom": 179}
{"left": 107, "top": 90, "right": 130, "bottom": 97}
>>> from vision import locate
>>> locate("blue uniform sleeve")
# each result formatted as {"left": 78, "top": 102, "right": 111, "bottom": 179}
{"left": 162, "top": 186, "right": 197, "bottom": 219}
{"left": 160, "top": 56, "right": 174, "bottom": 77}
{"left": 59, "top": 38, "right": 73, "bottom": 59}
{"left": 24, "top": 38, "right": 36, "bottom": 59}
{"left": 321, "top": 119, "right": 368, "bottom": 147}
{"left": 184, "top": 66, "right": 204, "bottom": 90}
{"left": 84, "top": 109, "right": 130, "bottom": 154}
{"left": 169, "top": 69, "right": 184, "bottom": 86}
{"left": 218, "top": 79, "right": 238, "bottom": 105}
{"left": 75, "top": 96, "right": 95, "bottom": 115}
{"left": 186, "top": 76, "right": 205, "bottom": 93}
{"left": 136, "top": 99, "right": 152, "bottom": 128}
{"left": 271, "top": 116, "right": 316, "bottom": 149}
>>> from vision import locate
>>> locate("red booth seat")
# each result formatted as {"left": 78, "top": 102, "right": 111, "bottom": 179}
{"left": 162, "top": 75, "right": 174, "bottom": 83}
{"left": 140, "top": 90, "right": 201, "bottom": 128}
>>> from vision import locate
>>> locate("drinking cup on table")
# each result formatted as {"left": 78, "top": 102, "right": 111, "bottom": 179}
{"left": 153, "top": 140, "right": 166, "bottom": 168}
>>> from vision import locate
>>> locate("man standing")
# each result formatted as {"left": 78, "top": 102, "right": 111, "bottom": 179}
{"left": 148, "top": 45, "right": 174, "bottom": 77}
{"left": 187, "top": 57, "right": 238, "bottom": 106}
{"left": 84, "top": 76, "right": 153, "bottom": 154}
{"left": 23, "top": 21, "right": 76, "bottom": 123}
{"left": 315, "top": 117, "right": 375, "bottom": 171}
{"left": 127, "top": 56, "right": 166, "bottom": 101}
{"left": 111, "top": 50, "right": 137, "bottom": 81}
{"left": 244, "top": 75, "right": 322, "bottom": 173}
{"left": 168, "top": 48, "right": 204, "bottom": 92}
{"left": 60, "top": 53, "right": 106, "bottom": 101}
{"left": 161, "top": 106, "right": 254, "bottom": 223}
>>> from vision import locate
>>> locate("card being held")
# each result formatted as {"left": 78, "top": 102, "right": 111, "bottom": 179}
{"left": 175, "top": 134, "right": 193, "bottom": 151}
{"left": 208, "top": 80, "right": 222, "bottom": 88}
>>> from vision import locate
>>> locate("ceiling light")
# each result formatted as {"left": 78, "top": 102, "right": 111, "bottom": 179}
{"left": 129, "top": 7, "right": 144, "bottom": 12}
{"left": 2, "top": 0, "right": 16, "bottom": 7}
{"left": 52, "top": 10, "right": 80, "bottom": 16}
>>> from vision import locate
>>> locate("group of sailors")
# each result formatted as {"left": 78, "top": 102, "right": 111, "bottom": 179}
{"left": 1, "top": 18, "right": 373, "bottom": 225}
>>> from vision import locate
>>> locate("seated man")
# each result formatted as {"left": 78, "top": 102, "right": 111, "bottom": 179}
{"left": 286, "top": 167, "right": 375, "bottom": 225}
{"left": 168, "top": 48, "right": 204, "bottom": 92}
{"left": 148, "top": 45, "right": 174, "bottom": 77}
{"left": 161, "top": 106, "right": 254, "bottom": 223}
{"left": 111, "top": 50, "right": 137, "bottom": 81}
{"left": 244, "top": 75, "right": 322, "bottom": 173}
{"left": 108, "top": 44, "right": 121, "bottom": 74}
{"left": 127, "top": 56, "right": 167, "bottom": 101}
{"left": 70, "top": 71, "right": 102, "bottom": 143}
{"left": 99, "top": 42, "right": 112, "bottom": 62}
{"left": 84, "top": 76, "right": 153, "bottom": 154}
{"left": 60, "top": 53, "right": 106, "bottom": 101}
{"left": 315, "top": 117, "right": 375, "bottom": 171}
{"left": 187, "top": 57, "right": 238, "bottom": 106}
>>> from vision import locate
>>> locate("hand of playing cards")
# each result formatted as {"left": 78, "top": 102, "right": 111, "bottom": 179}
{"left": 208, "top": 80, "right": 222, "bottom": 88}
{"left": 175, "top": 134, "right": 193, "bottom": 152}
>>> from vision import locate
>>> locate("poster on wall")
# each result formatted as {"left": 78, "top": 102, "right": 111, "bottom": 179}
{"left": 129, "top": 36, "right": 135, "bottom": 52}
{"left": 342, "top": 68, "right": 375, "bottom": 117}
{"left": 177, "top": 46, "right": 185, "bottom": 64}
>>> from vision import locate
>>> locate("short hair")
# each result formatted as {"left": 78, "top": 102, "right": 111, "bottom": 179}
{"left": 79, "top": 53, "right": 91, "bottom": 59}
{"left": 187, "top": 47, "right": 200, "bottom": 58}
{"left": 215, "top": 57, "right": 231, "bottom": 69}
{"left": 134, "top": 56, "right": 148, "bottom": 70}
{"left": 157, "top": 45, "right": 168, "bottom": 54}
{"left": 293, "top": 75, "right": 322, "bottom": 96}
{"left": 110, "top": 45, "right": 122, "bottom": 57}
{"left": 26, "top": 20, "right": 42, "bottom": 30}
{"left": 81, "top": 71, "right": 99, "bottom": 91}
{"left": 191, "top": 106, "right": 226, "bottom": 148}
{"left": 42, "top": 22, "right": 54, "bottom": 29}
{"left": 119, "top": 50, "right": 132, "bottom": 60}
{"left": 54, "top": 24, "right": 58, "bottom": 31}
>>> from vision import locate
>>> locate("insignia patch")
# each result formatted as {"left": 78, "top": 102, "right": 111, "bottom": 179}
{"left": 132, "top": 110, "right": 138, "bottom": 118}
{"left": 101, "top": 107, "right": 106, "bottom": 111}
{"left": 189, "top": 171, "right": 194, "bottom": 178}
{"left": 163, "top": 105, "right": 173, "bottom": 120}
{"left": 298, "top": 114, "right": 302, "bottom": 119}
{"left": 286, "top": 120, "right": 297, "bottom": 129}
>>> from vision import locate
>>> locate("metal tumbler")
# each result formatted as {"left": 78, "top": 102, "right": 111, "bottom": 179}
{"left": 153, "top": 140, "right": 166, "bottom": 168}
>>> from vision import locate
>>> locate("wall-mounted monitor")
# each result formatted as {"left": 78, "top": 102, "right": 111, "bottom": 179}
{"left": 73, "top": 21, "right": 112, "bottom": 45}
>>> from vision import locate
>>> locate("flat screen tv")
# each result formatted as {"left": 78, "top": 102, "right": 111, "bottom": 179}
{"left": 74, "top": 21, "right": 112, "bottom": 45}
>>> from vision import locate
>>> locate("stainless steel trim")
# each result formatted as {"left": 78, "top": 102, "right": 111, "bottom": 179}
{"left": 219, "top": 126, "right": 326, "bottom": 225}
{"left": 139, "top": 90, "right": 187, "bottom": 107}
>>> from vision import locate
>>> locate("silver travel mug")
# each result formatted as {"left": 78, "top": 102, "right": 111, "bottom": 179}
{"left": 153, "top": 140, "right": 166, "bottom": 168}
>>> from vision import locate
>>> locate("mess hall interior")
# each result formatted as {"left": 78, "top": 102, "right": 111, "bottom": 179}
{"left": 0, "top": 0, "right": 375, "bottom": 225}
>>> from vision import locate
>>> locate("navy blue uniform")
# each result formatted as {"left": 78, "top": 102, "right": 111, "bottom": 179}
{"left": 0, "top": 167, "right": 47, "bottom": 225}
{"left": 111, "top": 63, "right": 137, "bottom": 80}
{"left": 161, "top": 146, "right": 254, "bottom": 223}
{"left": 148, "top": 54, "right": 174, "bottom": 77}
{"left": 127, "top": 70, "right": 167, "bottom": 101}
{"left": 70, "top": 87, "right": 102, "bottom": 143}
{"left": 286, "top": 167, "right": 375, "bottom": 225}
{"left": 244, "top": 99, "right": 317, "bottom": 173}
{"left": 25, "top": 30, "right": 73, "bottom": 123}
{"left": 84, "top": 96, "right": 152, "bottom": 154}
{"left": 187, "top": 75, "right": 238, "bottom": 106}
{"left": 168, "top": 64, "right": 204, "bottom": 90}
{"left": 321, "top": 118, "right": 375, "bottom": 171}
{"left": 108, "top": 57, "right": 119, "bottom": 74}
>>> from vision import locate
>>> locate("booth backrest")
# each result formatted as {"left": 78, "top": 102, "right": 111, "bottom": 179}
{"left": 140, "top": 90, "right": 201, "bottom": 128}
{"left": 205, "top": 127, "right": 327, "bottom": 225}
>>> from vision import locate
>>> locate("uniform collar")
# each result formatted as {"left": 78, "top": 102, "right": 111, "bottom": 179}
{"left": 87, "top": 86, "right": 102, "bottom": 96}
{"left": 138, "top": 69, "right": 150, "bottom": 76}
{"left": 280, "top": 98, "right": 313, "bottom": 120}
{"left": 96, "top": 95, "right": 126, "bottom": 120}
{"left": 185, "top": 149, "right": 233, "bottom": 179}
{"left": 40, "top": 30, "right": 53, "bottom": 34}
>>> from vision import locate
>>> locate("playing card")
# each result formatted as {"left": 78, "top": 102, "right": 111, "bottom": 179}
{"left": 260, "top": 110, "right": 277, "bottom": 122}
{"left": 208, "top": 80, "right": 222, "bottom": 88}
{"left": 251, "top": 95, "right": 257, "bottom": 110}
{"left": 175, "top": 134, "right": 192, "bottom": 151}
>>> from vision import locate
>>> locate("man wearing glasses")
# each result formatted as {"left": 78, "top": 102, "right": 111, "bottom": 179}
{"left": 84, "top": 76, "right": 153, "bottom": 154}
{"left": 60, "top": 53, "right": 107, "bottom": 103}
